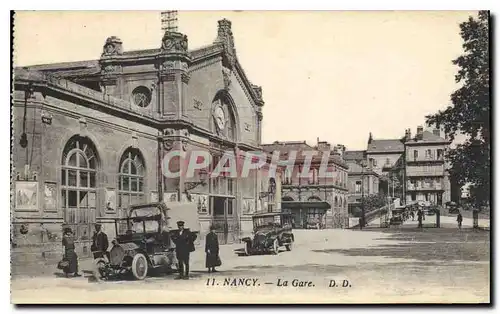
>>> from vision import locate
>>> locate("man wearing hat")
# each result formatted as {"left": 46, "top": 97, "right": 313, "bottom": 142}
{"left": 170, "top": 220, "right": 197, "bottom": 279}
{"left": 91, "top": 223, "right": 109, "bottom": 260}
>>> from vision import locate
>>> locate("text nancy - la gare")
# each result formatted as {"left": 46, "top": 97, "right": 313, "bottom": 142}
{"left": 206, "top": 278, "right": 352, "bottom": 288}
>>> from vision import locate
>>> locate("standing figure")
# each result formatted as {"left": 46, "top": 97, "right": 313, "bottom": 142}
{"left": 91, "top": 223, "right": 109, "bottom": 259}
{"left": 411, "top": 211, "right": 415, "bottom": 221}
{"left": 417, "top": 209, "right": 423, "bottom": 229}
{"left": 457, "top": 212, "right": 463, "bottom": 230}
{"left": 170, "top": 221, "right": 197, "bottom": 280}
{"left": 205, "top": 225, "right": 221, "bottom": 273}
{"left": 62, "top": 227, "right": 81, "bottom": 277}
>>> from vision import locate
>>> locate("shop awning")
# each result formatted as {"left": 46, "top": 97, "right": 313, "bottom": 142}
{"left": 281, "top": 201, "right": 331, "bottom": 210}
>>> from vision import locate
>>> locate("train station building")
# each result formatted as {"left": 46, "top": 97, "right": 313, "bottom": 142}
{"left": 12, "top": 19, "right": 276, "bottom": 261}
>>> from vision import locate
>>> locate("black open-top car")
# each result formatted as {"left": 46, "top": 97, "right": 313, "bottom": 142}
{"left": 93, "top": 202, "right": 191, "bottom": 281}
{"left": 237, "top": 212, "right": 294, "bottom": 256}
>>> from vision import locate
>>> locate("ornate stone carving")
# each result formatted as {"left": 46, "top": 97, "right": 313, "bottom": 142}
{"left": 222, "top": 67, "right": 232, "bottom": 90}
{"left": 180, "top": 129, "right": 190, "bottom": 150}
{"left": 161, "top": 32, "right": 188, "bottom": 53}
{"left": 215, "top": 19, "right": 236, "bottom": 69}
{"left": 163, "top": 128, "right": 175, "bottom": 151}
{"left": 101, "top": 36, "right": 123, "bottom": 57}
{"left": 193, "top": 99, "right": 203, "bottom": 110}
{"left": 160, "top": 61, "right": 175, "bottom": 71}
{"left": 252, "top": 85, "right": 263, "bottom": 103}
{"left": 244, "top": 122, "right": 251, "bottom": 132}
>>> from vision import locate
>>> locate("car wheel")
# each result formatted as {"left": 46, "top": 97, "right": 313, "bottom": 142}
{"left": 93, "top": 258, "right": 107, "bottom": 281}
{"left": 131, "top": 253, "right": 148, "bottom": 280}
{"left": 244, "top": 241, "right": 251, "bottom": 256}
{"left": 272, "top": 239, "right": 279, "bottom": 255}
{"left": 285, "top": 241, "right": 293, "bottom": 251}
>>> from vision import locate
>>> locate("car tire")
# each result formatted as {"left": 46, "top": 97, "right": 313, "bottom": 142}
{"left": 285, "top": 241, "right": 293, "bottom": 251}
{"left": 93, "top": 257, "right": 107, "bottom": 282}
{"left": 131, "top": 253, "right": 148, "bottom": 280}
{"left": 244, "top": 241, "right": 251, "bottom": 256}
{"left": 272, "top": 239, "right": 279, "bottom": 255}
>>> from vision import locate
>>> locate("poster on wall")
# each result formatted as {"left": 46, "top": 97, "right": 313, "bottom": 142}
{"left": 164, "top": 192, "right": 177, "bottom": 202}
{"left": 15, "top": 181, "right": 38, "bottom": 211}
{"left": 106, "top": 188, "right": 116, "bottom": 212}
{"left": 243, "top": 199, "right": 255, "bottom": 214}
{"left": 43, "top": 182, "right": 57, "bottom": 211}
{"left": 150, "top": 191, "right": 158, "bottom": 202}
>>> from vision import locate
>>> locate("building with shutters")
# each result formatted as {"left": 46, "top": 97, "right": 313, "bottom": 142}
{"left": 261, "top": 139, "right": 349, "bottom": 229}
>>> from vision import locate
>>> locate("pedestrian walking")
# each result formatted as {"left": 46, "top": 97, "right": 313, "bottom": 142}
{"left": 417, "top": 209, "right": 423, "bottom": 229}
{"left": 170, "top": 220, "right": 197, "bottom": 280}
{"left": 457, "top": 212, "right": 463, "bottom": 230}
{"left": 411, "top": 211, "right": 415, "bottom": 221}
{"left": 61, "top": 226, "right": 81, "bottom": 277}
{"left": 91, "top": 223, "right": 109, "bottom": 260}
{"left": 205, "top": 225, "right": 221, "bottom": 273}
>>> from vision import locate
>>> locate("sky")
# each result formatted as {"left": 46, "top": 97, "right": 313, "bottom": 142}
{"left": 13, "top": 11, "right": 475, "bottom": 150}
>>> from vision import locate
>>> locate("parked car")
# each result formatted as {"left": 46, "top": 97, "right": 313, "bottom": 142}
{"left": 446, "top": 202, "right": 460, "bottom": 214}
{"left": 238, "top": 212, "right": 294, "bottom": 256}
{"left": 93, "top": 202, "right": 198, "bottom": 281}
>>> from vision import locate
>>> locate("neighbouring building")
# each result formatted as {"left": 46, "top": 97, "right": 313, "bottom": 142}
{"left": 12, "top": 19, "right": 274, "bottom": 263}
{"left": 404, "top": 126, "right": 452, "bottom": 205}
{"left": 344, "top": 150, "right": 380, "bottom": 206}
{"left": 261, "top": 139, "right": 349, "bottom": 229}
{"left": 366, "top": 132, "right": 405, "bottom": 199}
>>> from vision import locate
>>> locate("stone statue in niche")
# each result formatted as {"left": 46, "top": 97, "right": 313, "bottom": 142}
{"left": 101, "top": 36, "right": 123, "bottom": 57}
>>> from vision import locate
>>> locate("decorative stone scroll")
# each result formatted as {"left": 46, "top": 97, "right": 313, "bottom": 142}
{"left": 161, "top": 32, "right": 188, "bottom": 53}
{"left": 101, "top": 36, "right": 123, "bottom": 57}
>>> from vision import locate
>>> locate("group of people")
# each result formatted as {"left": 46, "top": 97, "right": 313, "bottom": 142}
{"left": 60, "top": 221, "right": 222, "bottom": 279}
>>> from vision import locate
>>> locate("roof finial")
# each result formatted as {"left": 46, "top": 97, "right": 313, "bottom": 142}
{"left": 368, "top": 132, "right": 373, "bottom": 144}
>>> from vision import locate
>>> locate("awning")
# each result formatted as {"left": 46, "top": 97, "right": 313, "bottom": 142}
{"left": 281, "top": 201, "right": 331, "bottom": 210}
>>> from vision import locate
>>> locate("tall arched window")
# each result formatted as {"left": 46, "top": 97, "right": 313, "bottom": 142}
{"left": 61, "top": 136, "right": 99, "bottom": 240}
{"left": 118, "top": 148, "right": 145, "bottom": 208}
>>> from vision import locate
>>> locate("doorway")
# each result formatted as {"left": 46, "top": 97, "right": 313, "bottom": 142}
{"left": 211, "top": 196, "right": 235, "bottom": 244}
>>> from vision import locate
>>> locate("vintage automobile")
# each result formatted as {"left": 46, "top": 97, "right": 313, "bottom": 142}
{"left": 238, "top": 212, "right": 294, "bottom": 256}
{"left": 93, "top": 202, "right": 199, "bottom": 281}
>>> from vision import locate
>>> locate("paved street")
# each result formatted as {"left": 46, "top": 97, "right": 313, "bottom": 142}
{"left": 11, "top": 227, "right": 489, "bottom": 304}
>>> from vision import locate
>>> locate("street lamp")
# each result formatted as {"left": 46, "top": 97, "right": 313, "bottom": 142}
{"left": 182, "top": 168, "right": 208, "bottom": 201}
{"left": 360, "top": 159, "right": 367, "bottom": 229}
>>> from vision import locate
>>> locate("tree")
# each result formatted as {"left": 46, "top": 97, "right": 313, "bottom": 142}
{"left": 426, "top": 11, "right": 490, "bottom": 206}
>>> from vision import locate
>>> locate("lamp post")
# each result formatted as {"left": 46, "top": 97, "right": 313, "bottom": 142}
{"left": 181, "top": 168, "right": 208, "bottom": 202}
{"left": 360, "top": 160, "right": 367, "bottom": 229}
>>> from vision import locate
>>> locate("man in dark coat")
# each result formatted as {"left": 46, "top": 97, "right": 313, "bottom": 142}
{"left": 417, "top": 209, "right": 423, "bottom": 228}
{"left": 205, "top": 225, "right": 220, "bottom": 273}
{"left": 91, "top": 223, "right": 109, "bottom": 259}
{"left": 457, "top": 212, "right": 463, "bottom": 230}
{"left": 170, "top": 221, "right": 197, "bottom": 279}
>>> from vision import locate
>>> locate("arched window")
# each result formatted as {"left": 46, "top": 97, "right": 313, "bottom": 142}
{"left": 61, "top": 136, "right": 99, "bottom": 240}
{"left": 118, "top": 148, "right": 145, "bottom": 208}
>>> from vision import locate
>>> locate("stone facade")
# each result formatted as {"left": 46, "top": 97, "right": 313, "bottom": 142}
{"left": 12, "top": 19, "right": 272, "bottom": 261}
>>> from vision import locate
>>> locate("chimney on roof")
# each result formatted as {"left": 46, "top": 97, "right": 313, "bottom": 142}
{"left": 368, "top": 132, "right": 373, "bottom": 144}
{"left": 433, "top": 128, "right": 441, "bottom": 137}
{"left": 416, "top": 126, "right": 424, "bottom": 140}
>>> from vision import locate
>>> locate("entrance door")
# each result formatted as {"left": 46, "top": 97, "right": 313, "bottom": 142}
{"left": 211, "top": 196, "right": 235, "bottom": 245}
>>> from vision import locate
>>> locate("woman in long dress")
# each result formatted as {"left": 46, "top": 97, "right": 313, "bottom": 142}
{"left": 205, "top": 226, "right": 220, "bottom": 273}
{"left": 62, "top": 227, "right": 81, "bottom": 277}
